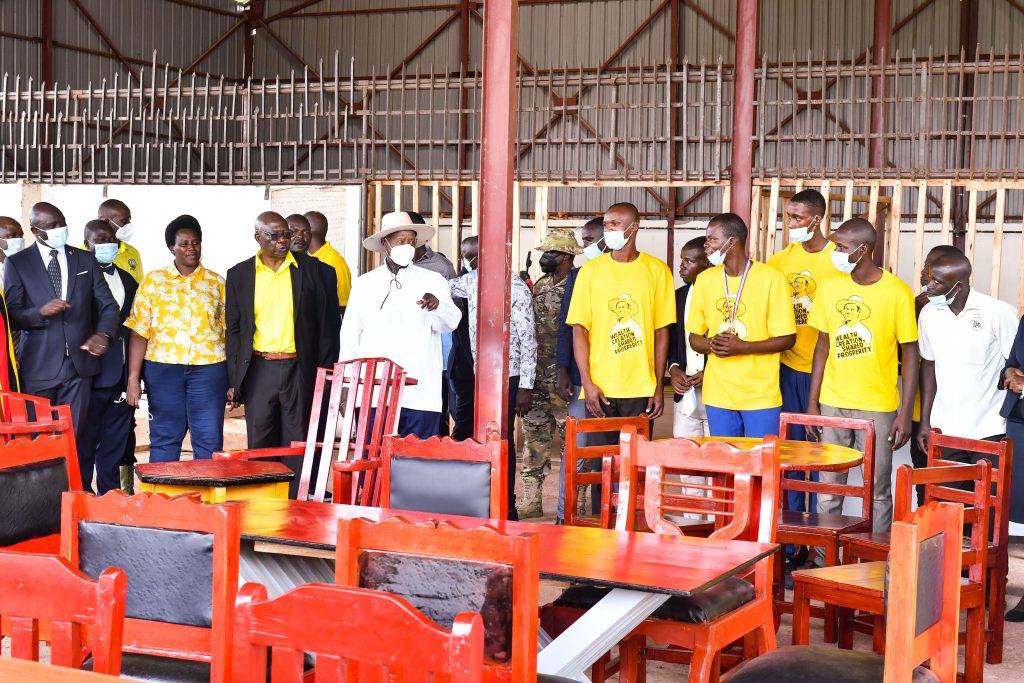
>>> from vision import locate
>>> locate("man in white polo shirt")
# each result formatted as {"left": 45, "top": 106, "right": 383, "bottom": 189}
{"left": 917, "top": 249, "right": 1018, "bottom": 457}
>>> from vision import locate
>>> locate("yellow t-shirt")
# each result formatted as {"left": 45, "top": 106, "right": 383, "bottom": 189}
{"left": 253, "top": 251, "right": 297, "bottom": 354}
{"left": 312, "top": 242, "right": 352, "bottom": 306}
{"left": 767, "top": 240, "right": 835, "bottom": 373}
{"left": 113, "top": 241, "right": 144, "bottom": 284}
{"left": 808, "top": 270, "right": 918, "bottom": 413}
{"left": 686, "top": 261, "right": 796, "bottom": 411}
{"left": 565, "top": 252, "right": 676, "bottom": 398}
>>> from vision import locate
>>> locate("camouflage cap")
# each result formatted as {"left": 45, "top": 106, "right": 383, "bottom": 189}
{"left": 534, "top": 227, "right": 583, "bottom": 255}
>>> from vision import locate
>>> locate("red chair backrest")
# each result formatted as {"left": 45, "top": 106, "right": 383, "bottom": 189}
{"left": 617, "top": 427, "right": 780, "bottom": 544}
{"left": 336, "top": 516, "right": 538, "bottom": 683}
{"left": 233, "top": 582, "right": 484, "bottom": 683}
{"left": 301, "top": 358, "right": 407, "bottom": 503}
{"left": 380, "top": 422, "right": 507, "bottom": 519}
{"left": 61, "top": 492, "right": 240, "bottom": 683}
{"left": 884, "top": 501, "right": 964, "bottom": 682}
{"left": 563, "top": 415, "right": 651, "bottom": 528}
{"left": 0, "top": 550, "right": 126, "bottom": 675}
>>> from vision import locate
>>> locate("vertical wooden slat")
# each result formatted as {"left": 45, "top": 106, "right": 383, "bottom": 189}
{"left": 913, "top": 180, "right": 927, "bottom": 294}
{"left": 748, "top": 187, "right": 762, "bottom": 260}
{"left": 843, "top": 180, "right": 854, "bottom": 222}
{"left": 965, "top": 185, "right": 978, "bottom": 264}
{"left": 450, "top": 181, "right": 462, "bottom": 262}
{"left": 820, "top": 179, "right": 832, "bottom": 236}
{"left": 392, "top": 179, "right": 402, "bottom": 212}
{"left": 991, "top": 187, "right": 1005, "bottom": 297}
{"left": 430, "top": 181, "right": 440, "bottom": 251}
{"left": 535, "top": 185, "right": 550, "bottom": 249}
{"left": 867, "top": 181, "right": 880, "bottom": 226}
{"left": 887, "top": 182, "right": 902, "bottom": 273}
{"left": 721, "top": 184, "right": 731, "bottom": 214}
{"left": 766, "top": 177, "right": 780, "bottom": 257}
{"left": 940, "top": 179, "right": 952, "bottom": 244}
{"left": 470, "top": 179, "right": 480, "bottom": 236}
{"left": 512, "top": 181, "right": 522, "bottom": 275}
{"left": 411, "top": 181, "right": 420, "bottom": 213}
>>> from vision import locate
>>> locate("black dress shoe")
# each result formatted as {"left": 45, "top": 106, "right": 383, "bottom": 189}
{"left": 1006, "top": 595, "right": 1024, "bottom": 622}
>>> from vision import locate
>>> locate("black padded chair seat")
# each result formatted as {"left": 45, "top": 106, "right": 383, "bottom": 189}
{"left": 84, "top": 653, "right": 210, "bottom": 683}
{"left": 553, "top": 578, "right": 754, "bottom": 624}
{"left": 726, "top": 645, "right": 938, "bottom": 683}
{"left": 779, "top": 510, "right": 869, "bottom": 534}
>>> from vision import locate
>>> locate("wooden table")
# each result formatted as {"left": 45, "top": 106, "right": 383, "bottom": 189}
{"left": 235, "top": 498, "right": 778, "bottom": 682}
{"left": 688, "top": 437, "right": 863, "bottom": 472}
{"left": 136, "top": 460, "right": 293, "bottom": 503}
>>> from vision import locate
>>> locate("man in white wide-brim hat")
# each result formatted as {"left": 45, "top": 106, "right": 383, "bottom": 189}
{"left": 339, "top": 211, "right": 461, "bottom": 437}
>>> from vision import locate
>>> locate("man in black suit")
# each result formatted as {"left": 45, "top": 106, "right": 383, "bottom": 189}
{"left": 226, "top": 211, "right": 338, "bottom": 493}
{"left": 4, "top": 202, "right": 119, "bottom": 448}
{"left": 78, "top": 220, "right": 138, "bottom": 493}
{"left": 286, "top": 213, "right": 342, "bottom": 338}
{"left": 667, "top": 236, "right": 711, "bottom": 438}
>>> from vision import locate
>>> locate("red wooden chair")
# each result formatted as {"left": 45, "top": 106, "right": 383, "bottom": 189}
{"left": 543, "top": 429, "right": 780, "bottom": 682}
{"left": 335, "top": 516, "right": 539, "bottom": 683}
{"left": 365, "top": 421, "right": 507, "bottom": 519}
{"left": 562, "top": 416, "right": 651, "bottom": 528}
{"left": 842, "top": 430, "right": 1013, "bottom": 667}
{"left": 60, "top": 491, "right": 240, "bottom": 682}
{"left": 774, "top": 412, "right": 875, "bottom": 640}
{"left": 0, "top": 550, "right": 126, "bottom": 675}
{"left": 727, "top": 501, "right": 963, "bottom": 683}
{"left": 793, "top": 462, "right": 990, "bottom": 682}
{"left": 0, "top": 406, "right": 81, "bottom": 554}
{"left": 233, "top": 582, "right": 485, "bottom": 683}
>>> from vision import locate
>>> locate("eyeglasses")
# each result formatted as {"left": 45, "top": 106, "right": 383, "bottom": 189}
{"left": 259, "top": 229, "right": 293, "bottom": 242}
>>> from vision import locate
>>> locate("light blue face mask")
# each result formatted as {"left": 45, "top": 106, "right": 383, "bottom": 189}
{"left": 927, "top": 282, "right": 960, "bottom": 307}
{"left": 707, "top": 237, "right": 733, "bottom": 266}
{"left": 583, "top": 237, "right": 605, "bottom": 261}
{"left": 93, "top": 242, "right": 119, "bottom": 264}
{"left": 830, "top": 246, "right": 863, "bottom": 274}
{"left": 41, "top": 226, "right": 69, "bottom": 249}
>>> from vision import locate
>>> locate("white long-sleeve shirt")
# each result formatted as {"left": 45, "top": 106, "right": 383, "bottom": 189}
{"left": 340, "top": 263, "right": 461, "bottom": 412}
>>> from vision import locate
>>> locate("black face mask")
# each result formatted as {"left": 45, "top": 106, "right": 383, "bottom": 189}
{"left": 539, "top": 252, "right": 561, "bottom": 274}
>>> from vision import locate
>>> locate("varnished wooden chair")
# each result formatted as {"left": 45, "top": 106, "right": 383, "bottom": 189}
{"left": 726, "top": 500, "right": 963, "bottom": 683}
{"left": 793, "top": 462, "right": 990, "bottom": 682}
{"left": 774, "top": 411, "right": 875, "bottom": 640}
{"left": 370, "top": 422, "right": 507, "bottom": 519}
{"left": 0, "top": 550, "right": 126, "bottom": 675}
{"left": 544, "top": 429, "right": 780, "bottom": 682}
{"left": 335, "top": 516, "right": 539, "bottom": 683}
{"left": 61, "top": 491, "right": 240, "bottom": 682}
{"left": 842, "top": 430, "right": 1012, "bottom": 667}
{"left": 233, "top": 582, "right": 485, "bottom": 683}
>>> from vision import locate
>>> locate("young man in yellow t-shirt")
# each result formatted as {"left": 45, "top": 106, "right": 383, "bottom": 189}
{"left": 807, "top": 218, "right": 918, "bottom": 534}
{"left": 567, "top": 202, "right": 675, "bottom": 424}
{"left": 686, "top": 213, "right": 796, "bottom": 438}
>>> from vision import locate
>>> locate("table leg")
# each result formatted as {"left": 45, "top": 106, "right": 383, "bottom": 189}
{"left": 792, "top": 582, "right": 810, "bottom": 646}
{"left": 536, "top": 588, "right": 670, "bottom": 683}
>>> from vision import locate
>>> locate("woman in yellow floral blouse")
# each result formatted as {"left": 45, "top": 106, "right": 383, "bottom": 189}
{"left": 125, "top": 215, "right": 228, "bottom": 462}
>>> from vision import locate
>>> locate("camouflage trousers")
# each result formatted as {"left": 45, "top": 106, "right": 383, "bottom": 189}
{"left": 520, "top": 380, "right": 568, "bottom": 489}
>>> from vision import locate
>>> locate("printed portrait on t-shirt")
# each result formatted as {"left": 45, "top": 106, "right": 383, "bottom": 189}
{"left": 714, "top": 295, "right": 748, "bottom": 339}
{"left": 786, "top": 270, "right": 816, "bottom": 325}
{"left": 607, "top": 294, "right": 644, "bottom": 355}
{"left": 834, "top": 294, "right": 873, "bottom": 358}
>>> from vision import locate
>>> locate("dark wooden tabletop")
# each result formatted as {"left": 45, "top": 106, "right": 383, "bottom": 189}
{"left": 236, "top": 498, "right": 778, "bottom": 596}
{"left": 135, "top": 459, "right": 295, "bottom": 485}
{"left": 687, "top": 437, "right": 864, "bottom": 472}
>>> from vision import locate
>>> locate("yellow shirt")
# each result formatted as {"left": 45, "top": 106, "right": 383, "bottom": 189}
{"left": 312, "top": 242, "right": 352, "bottom": 306}
{"left": 566, "top": 252, "right": 675, "bottom": 398}
{"left": 767, "top": 240, "right": 835, "bottom": 373}
{"left": 687, "top": 261, "right": 796, "bottom": 411}
{"left": 808, "top": 270, "right": 918, "bottom": 413}
{"left": 125, "top": 264, "right": 226, "bottom": 365}
{"left": 113, "top": 241, "right": 144, "bottom": 284}
{"left": 253, "top": 251, "right": 297, "bottom": 353}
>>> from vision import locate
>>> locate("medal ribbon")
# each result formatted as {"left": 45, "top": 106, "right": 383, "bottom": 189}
{"left": 723, "top": 259, "right": 752, "bottom": 329}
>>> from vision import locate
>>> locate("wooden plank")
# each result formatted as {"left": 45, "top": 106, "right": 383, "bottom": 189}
{"left": 820, "top": 180, "right": 831, "bottom": 236}
{"left": 794, "top": 178, "right": 804, "bottom": 192}
{"left": 470, "top": 179, "right": 480, "bottom": 236}
{"left": 535, "top": 185, "right": 550, "bottom": 250}
{"left": 411, "top": 181, "right": 420, "bottom": 213}
{"left": 431, "top": 180, "right": 440, "bottom": 251}
{"left": 450, "top": 182, "right": 461, "bottom": 263}
{"left": 372, "top": 182, "right": 383, "bottom": 271}
{"left": 940, "top": 180, "right": 952, "bottom": 245}
{"left": 887, "top": 182, "right": 902, "bottom": 274}
{"left": 843, "top": 180, "right": 854, "bottom": 222}
{"left": 512, "top": 181, "right": 522, "bottom": 276}
{"left": 748, "top": 188, "right": 762, "bottom": 260}
{"left": 766, "top": 177, "right": 780, "bottom": 257}
{"left": 393, "top": 179, "right": 402, "bottom": 212}
{"left": 991, "top": 187, "right": 1006, "bottom": 297}
{"left": 867, "top": 181, "right": 880, "bottom": 227}
{"left": 913, "top": 181, "right": 927, "bottom": 295}
{"left": 721, "top": 185, "right": 731, "bottom": 214}
{"left": 965, "top": 186, "right": 978, "bottom": 264}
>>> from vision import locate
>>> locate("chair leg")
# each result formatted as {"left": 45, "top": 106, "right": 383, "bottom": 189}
{"left": 987, "top": 562, "right": 1006, "bottom": 664}
{"left": 686, "top": 640, "right": 718, "bottom": 683}
{"left": 836, "top": 607, "right": 854, "bottom": 650}
{"left": 822, "top": 542, "right": 839, "bottom": 643}
{"left": 617, "top": 636, "right": 643, "bottom": 683}
{"left": 871, "top": 614, "right": 884, "bottom": 654}
{"left": 792, "top": 582, "right": 810, "bottom": 646}
{"left": 965, "top": 604, "right": 985, "bottom": 683}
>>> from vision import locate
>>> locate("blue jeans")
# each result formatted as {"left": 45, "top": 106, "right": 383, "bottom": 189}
{"left": 780, "top": 364, "right": 818, "bottom": 513}
{"left": 397, "top": 409, "right": 441, "bottom": 439}
{"left": 144, "top": 361, "right": 228, "bottom": 462}
{"left": 705, "top": 405, "right": 781, "bottom": 439}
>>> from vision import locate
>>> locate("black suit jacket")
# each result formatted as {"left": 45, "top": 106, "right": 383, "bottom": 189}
{"left": 94, "top": 265, "right": 139, "bottom": 390}
{"left": 225, "top": 251, "right": 339, "bottom": 408}
{"left": 316, "top": 260, "right": 342, "bottom": 341}
{"left": 4, "top": 245, "right": 119, "bottom": 384}
{"left": 667, "top": 283, "right": 707, "bottom": 403}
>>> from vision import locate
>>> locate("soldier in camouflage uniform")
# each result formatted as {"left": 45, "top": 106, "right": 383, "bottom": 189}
{"left": 517, "top": 228, "right": 582, "bottom": 518}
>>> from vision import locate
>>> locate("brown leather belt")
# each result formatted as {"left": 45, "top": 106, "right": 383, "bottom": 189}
{"left": 253, "top": 351, "right": 298, "bottom": 361}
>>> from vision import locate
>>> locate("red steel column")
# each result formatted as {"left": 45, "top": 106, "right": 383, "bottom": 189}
{"left": 474, "top": 0, "right": 519, "bottom": 442}
{"left": 729, "top": 0, "right": 758, "bottom": 223}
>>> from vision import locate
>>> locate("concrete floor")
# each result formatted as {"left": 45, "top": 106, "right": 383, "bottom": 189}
{"left": 130, "top": 410, "right": 1023, "bottom": 681}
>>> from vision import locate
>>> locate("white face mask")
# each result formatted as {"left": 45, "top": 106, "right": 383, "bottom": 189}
{"left": 41, "top": 226, "right": 69, "bottom": 249}
{"left": 830, "top": 246, "right": 863, "bottom": 274}
{"left": 582, "top": 238, "right": 605, "bottom": 261}
{"left": 114, "top": 221, "right": 135, "bottom": 242}
{"left": 788, "top": 216, "right": 819, "bottom": 244}
{"left": 462, "top": 258, "right": 476, "bottom": 272}
{"left": 707, "top": 237, "right": 733, "bottom": 266}
{"left": 387, "top": 242, "right": 415, "bottom": 268}
{"left": 927, "top": 282, "right": 960, "bottom": 308}
{"left": 604, "top": 222, "right": 635, "bottom": 251}
{"left": 2, "top": 237, "right": 24, "bottom": 257}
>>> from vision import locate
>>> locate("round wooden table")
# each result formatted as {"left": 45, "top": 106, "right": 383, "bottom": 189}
{"left": 687, "top": 437, "right": 863, "bottom": 472}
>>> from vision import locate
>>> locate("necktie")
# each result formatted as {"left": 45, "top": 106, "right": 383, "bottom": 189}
{"left": 48, "top": 249, "right": 62, "bottom": 298}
